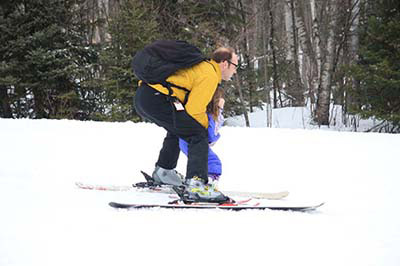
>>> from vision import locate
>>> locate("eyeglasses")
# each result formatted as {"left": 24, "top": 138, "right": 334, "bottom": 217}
{"left": 227, "top": 60, "right": 238, "bottom": 69}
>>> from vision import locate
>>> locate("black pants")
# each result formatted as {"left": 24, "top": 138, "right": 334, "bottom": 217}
{"left": 134, "top": 83, "right": 209, "bottom": 182}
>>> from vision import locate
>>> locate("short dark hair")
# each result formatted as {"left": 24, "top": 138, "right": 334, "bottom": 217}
{"left": 212, "top": 47, "right": 235, "bottom": 63}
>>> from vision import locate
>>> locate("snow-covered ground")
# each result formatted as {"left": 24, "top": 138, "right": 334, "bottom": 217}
{"left": 226, "top": 104, "right": 380, "bottom": 131}
{"left": 1, "top": 111, "right": 399, "bottom": 266}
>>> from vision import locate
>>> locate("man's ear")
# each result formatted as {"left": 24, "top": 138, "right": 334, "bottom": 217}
{"left": 221, "top": 60, "right": 228, "bottom": 70}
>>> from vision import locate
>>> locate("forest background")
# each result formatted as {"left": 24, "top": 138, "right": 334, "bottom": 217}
{"left": 1, "top": 0, "right": 399, "bottom": 132}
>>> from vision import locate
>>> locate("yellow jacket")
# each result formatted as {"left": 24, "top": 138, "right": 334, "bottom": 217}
{"left": 148, "top": 59, "right": 221, "bottom": 128}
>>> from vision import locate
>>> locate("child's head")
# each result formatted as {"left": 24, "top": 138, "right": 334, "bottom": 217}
{"left": 207, "top": 87, "right": 225, "bottom": 121}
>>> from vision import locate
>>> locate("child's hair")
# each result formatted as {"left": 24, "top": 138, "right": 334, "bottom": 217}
{"left": 207, "top": 87, "right": 224, "bottom": 121}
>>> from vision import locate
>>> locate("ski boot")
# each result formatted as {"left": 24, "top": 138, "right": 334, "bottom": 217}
{"left": 208, "top": 174, "right": 220, "bottom": 190}
{"left": 152, "top": 166, "right": 184, "bottom": 186}
{"left": 173, "top": 176, "right": 230, "bottom": 204}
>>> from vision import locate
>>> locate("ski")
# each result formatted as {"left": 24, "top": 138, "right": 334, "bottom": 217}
{"left": 75, "top": 182, "right": 133, "bottom": 192}
{"left": 108, "top": 200, "right": 324, "bottom": 212}
{"left": 75, "top": 181, "right": 289, "bottom": 200}
{"left": 140, "top": 170, "right": 291, "bottom": 200}
{"left": 224, "top": 190, "right": 289, "bottom": 200}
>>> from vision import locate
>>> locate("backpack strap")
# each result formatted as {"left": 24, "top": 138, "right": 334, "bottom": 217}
{"left": 163, "top": 59, "right": 216, "bottom": 106}
{"left": 165, "top": 82, "right": 191, "bottom": 105}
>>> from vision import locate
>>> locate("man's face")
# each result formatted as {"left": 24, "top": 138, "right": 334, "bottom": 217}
{"left": 221, "top": 53, "right": 238, "bottom": 81}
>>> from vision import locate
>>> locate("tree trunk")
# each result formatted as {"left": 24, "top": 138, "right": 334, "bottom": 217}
{"left": 264, "top": 0, "right": 272, "bottom": 127}
{"left": 238, "top": 0, "right": 257, "bottom": 113}
{"left": 269, "top": 0, "right": 279, "bottom": 108}
{"left": 293, "top": 0, "right": 318, "bottom": 109}
{"left": 289, "top": 0, "right": 305, "bottom": 106}
{"left": 0, "top": 88, "right": 13, "bottom": 118}
{"left": 284, "top": 0, "right": 305, "bottom": 106}
{"left": 235, "top": 75, "right": 250, "bottom": 127}
{"left": 31, "top": 89, "right": 49, "bottom": 119}
{"left": 284, "top": 1, "right": 295, "bottom": 61}
{"left": 345, "top": 0, "right": 361, "bottom": 121}
{"left": 311, "top": 0, "right": 322, "bottom": 92}
{"left": 314, "top": 1, "right": 337, "bottom": 126}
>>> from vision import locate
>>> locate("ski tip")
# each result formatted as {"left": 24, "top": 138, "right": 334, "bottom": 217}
{"left": 302, "top": 202, "right": 325, "bottom": 211}
{"left": 109, "top": 202, "right": 131, "bottom": 209}
{"left": 271, "top": 202, "right": 325, "bottom": 212}
{"left": 109, "top": 202, "right": 120, "bottom": 208}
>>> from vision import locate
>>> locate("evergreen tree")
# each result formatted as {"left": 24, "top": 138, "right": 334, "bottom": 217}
{"left": 348, "top": 0, "right": 400, "bottom": 132}
{"left": 146, "top": 0, "right": 241, "bottom": 48}
{"left": 98, "top": 0, "right": 242, "bottom": 122}
{"left": 0, "top": 0, "right": 97, "bottom": 119}
{"left": 96, "top": 0, "right": 160, "bottom": 121}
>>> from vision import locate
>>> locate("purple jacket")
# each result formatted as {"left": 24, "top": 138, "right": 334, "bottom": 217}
{"left": 179, "top": 112, "right": 223, "bottom": 176}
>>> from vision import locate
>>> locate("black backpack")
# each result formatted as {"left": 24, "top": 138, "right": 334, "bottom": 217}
{"left": 131, "top": 40, "right": 207, "bottom": 103}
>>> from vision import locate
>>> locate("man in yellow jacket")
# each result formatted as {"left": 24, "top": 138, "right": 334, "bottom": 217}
{"left": 135, "top": 47, "right": 238, "bottom": 203}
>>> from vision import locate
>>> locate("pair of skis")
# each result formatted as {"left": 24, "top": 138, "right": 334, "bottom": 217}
{"left": 76, "top": 181, "right": 290, "bottom": 200}
{"left": 76, "top": 172, "right": 324, "bottom": 211}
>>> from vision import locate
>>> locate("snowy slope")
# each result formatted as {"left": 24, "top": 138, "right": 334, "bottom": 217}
{"left": 226, "top": 104, "right": 380, "bottom": 131}
{"left": 0, "top": 117, "right": 399, "bottom": 266}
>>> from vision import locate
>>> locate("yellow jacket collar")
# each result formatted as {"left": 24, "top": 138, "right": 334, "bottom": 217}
{"left": 209, "top": 60, "right": 222, "bottom": 84}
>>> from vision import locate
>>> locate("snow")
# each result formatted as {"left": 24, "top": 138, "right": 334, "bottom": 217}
{"left": 1, "top": 112, "right": 400, "bottom": 266}
{"left": 226, "top": 104, "right": 380, "bottom": 131}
